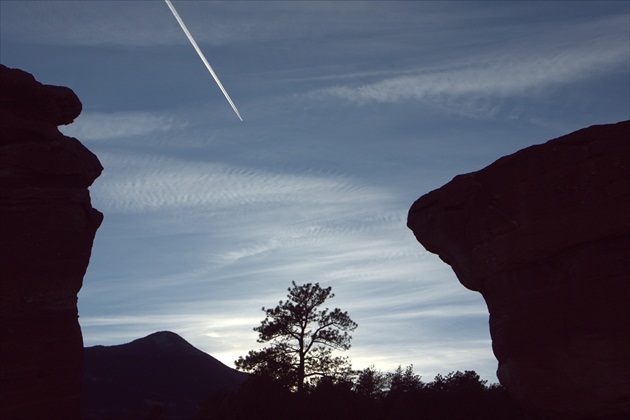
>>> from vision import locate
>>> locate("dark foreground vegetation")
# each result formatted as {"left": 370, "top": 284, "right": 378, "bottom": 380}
{"left": 195, "top": 367, "right": 534, "bottom": 420}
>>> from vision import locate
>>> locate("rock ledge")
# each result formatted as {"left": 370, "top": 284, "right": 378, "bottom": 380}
{"left": 407, "top": 121, "right": 630, "bottom": 419}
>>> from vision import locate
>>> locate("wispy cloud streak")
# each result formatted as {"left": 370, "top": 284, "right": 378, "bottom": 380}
{"left": 313, "top": 13, "right": 628, "bottom": 107}
{"left": 91, "top": 152, "right": 389, "bottom": 214}
{"left": 61, "top": 111, "right": 181, "bottom": 141}
{"left": 317, "top": 47, "right": 626, "bottom": 105}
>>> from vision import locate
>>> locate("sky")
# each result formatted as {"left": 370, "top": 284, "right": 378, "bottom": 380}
{"left": 1, "top": 1, "right": 628, "bottom": 383}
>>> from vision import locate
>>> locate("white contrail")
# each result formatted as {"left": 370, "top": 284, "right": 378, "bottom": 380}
{"left": 164, "top": 0, "right": 243, "bottom": 121}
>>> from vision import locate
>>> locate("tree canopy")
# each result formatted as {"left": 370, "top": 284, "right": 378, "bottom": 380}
{"left": 235, "top": 281, "right": 358, "bottom": 393}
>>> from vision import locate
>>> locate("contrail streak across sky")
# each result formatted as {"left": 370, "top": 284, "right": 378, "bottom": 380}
{"left": 164, "top": 0, "right": 243, "bottom": 121}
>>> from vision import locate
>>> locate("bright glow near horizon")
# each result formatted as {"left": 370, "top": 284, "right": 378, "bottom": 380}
{"left": 1, "top": 1, "right": 628, "bottom": 382}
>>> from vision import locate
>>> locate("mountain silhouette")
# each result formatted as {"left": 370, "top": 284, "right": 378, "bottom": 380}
{"left": 82, "top": 331, "right": 249, "bottom": 419}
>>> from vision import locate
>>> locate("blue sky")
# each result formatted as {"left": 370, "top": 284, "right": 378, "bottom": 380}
{"left": 1, "top": 1, "right": 628, "bottom": 382}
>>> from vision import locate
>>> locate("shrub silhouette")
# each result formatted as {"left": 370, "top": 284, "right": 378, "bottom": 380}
{"left": 196, "top": 368, "right": 533, "bottom": 420}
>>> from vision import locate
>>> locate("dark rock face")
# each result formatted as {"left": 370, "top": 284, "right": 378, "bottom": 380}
{"left": 0, "top": 65, "right": 103, "bottom": 419}
{"left": 407, "top": 121, "right": 630, "bottom": 419}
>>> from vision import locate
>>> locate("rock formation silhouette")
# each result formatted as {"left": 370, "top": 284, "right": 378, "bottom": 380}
{"left": 407, "top": 121, "right": 630, "bottom": 419}
{"left": 0, "top": 64, "right": 103, "bottom": 419}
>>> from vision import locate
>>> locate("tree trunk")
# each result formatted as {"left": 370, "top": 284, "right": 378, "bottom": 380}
{"left": 297, "top": 351, "right": 305, "bottom": 393}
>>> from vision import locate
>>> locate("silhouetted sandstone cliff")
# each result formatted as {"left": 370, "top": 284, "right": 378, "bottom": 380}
{"left": 408, "top": 121, "right": 630, "bottom": 419}
{"left": 0, "top": 64, "right": 103, "bottom": 419}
